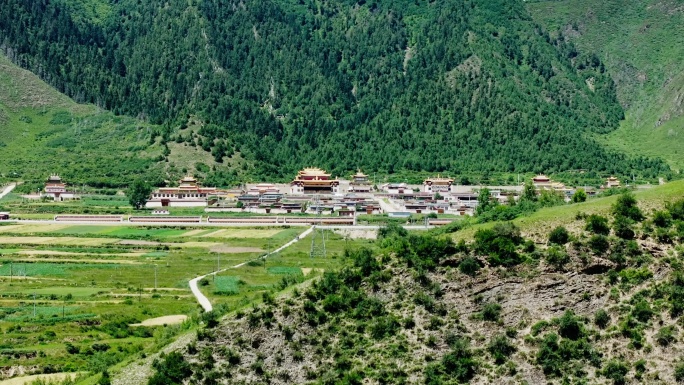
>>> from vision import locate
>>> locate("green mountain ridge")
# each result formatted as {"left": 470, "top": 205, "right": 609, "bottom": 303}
{"left": 0, "top": 0, "right": 669, "bottom": 181}
{"left": 526, "top": 0, "right": 684, "bottom": 171}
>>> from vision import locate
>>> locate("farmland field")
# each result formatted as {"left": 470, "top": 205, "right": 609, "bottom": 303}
{"left": 0, "top": 222, "right": 333, "bottom": 382}
{"left": 201, "top": 230, "right": 376, "bottom": 310}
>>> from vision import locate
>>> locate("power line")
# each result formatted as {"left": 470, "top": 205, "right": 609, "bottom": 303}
{"left": 309, "top": 194, "right": 326, "bottom": 258}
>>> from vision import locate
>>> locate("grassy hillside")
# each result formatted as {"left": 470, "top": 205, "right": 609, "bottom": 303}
{"left": 0, "top": 52, "right": 242, "bottom": 189}
{"left": 0, "top": 53, "right": 161, "bottom": 189}
{"left": 527, "top": 0, "right": 684, "bottom": 171}
{"left": 455, "top": 180, "right": 684, "bottom": 242}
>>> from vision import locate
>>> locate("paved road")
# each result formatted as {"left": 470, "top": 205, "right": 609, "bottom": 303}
{"left": 0, "top": 183, "right": 16, "bottom": 200}
{"left": 189, "top": 226, "right": 315, "bottom": 312}
{"left": 8, "top": 219, "right": 433, "bottom": 230}
{"left": 12, "top": 219, "right": 312, "bottom": 227}
{"left": 377, "top": 197, "right": 402, "bottom": 213}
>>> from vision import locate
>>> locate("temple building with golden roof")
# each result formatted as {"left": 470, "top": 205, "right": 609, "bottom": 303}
{"left": 290, "top": 167, "right": 340, "bottom": 194}
{"left": 349, "top": 169, "right": 372, "bottom": 193}
{"left": 532, "top": 174, "right": 562, "bottom": 190}
{"left": 603, "top": 176, "right": 621, "bottom": 189}
{"left": 43, "top": 174, "right": 78, "bottom": 201}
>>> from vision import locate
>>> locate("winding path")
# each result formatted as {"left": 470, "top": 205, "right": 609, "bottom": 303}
{"left": 0, "top": 183, "right": 16, "bottom": 200}
{"left": 189, "top": 226, "right": 315, "bottom": 312}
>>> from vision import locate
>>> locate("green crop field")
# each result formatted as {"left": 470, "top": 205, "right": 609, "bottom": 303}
{"left": 213, "top": 276, "right": 241, "bottom": 295}
{"left": 266, "top": 266, "right": 303, "bottom": 275}
{"left": 0, "top": 222, "right": 324, "bottom": 381}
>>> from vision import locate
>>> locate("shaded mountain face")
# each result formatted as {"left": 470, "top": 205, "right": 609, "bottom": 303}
{"left": 527, "top": 0, "right": 684, "bottom": 172}
{"left": 0, "top": 0, "right": 668, "bottom": 179}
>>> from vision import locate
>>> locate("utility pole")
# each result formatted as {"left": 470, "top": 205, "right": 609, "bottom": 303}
{"left": 310, "top": 195, "right": 327, "bottom": 258}
{"left": 266, "top": 239, "right": 272, "bottom": 269}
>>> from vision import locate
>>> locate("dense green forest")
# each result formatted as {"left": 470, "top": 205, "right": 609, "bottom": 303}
{"left": 0, "top": 0, "right": 670, "bottom": 180}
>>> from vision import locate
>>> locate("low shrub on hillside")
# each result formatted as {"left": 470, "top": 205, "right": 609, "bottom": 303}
{"left": 488, "top": 334, "right": 516, "bottom": 365}
{"left": 459, "top": 256, "right": 481, "bottom": 276}
{"left": 548, "top": 226, "right": 570, "bottom": 245}
{"left": 148, "top": 352, "right": 192, "bottom": 385}
{"left": 474, "top": 223, "right": 524, "bottom": 267}
{"left": 545, "top": 246, "right": 570, "bottom": 270}
{"left": 601, "top": 360, "right": 629, "bottom": 385}
{"left": 588, "top": 235, "right": 610, "bottom": 255}
{"left": 426, "top": 338, "right": 477, "bottom": 384}
{"left": 586, "top": 214, "right": 610, "bottom": 235}
{"left": 594, "top": 309, "right": 610, "bottom": 329}
{"left": 479, "top": 303, "right": 502, "bottom": 322}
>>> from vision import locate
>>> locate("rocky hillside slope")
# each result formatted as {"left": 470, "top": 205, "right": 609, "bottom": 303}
{"left": 149, "top": 189, "right": 684, "bottom": 384}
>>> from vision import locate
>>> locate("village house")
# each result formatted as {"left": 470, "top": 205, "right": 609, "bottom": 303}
{"left": 246, "top": 183, "right": 281, "bottom": 195}
{"left": 603, "top": 176, "right": 621, "bottom": 189}
{"left": 146, "top": 176, "right": 217, "bottom": 207}
{"left": 381, "top": 183, "right": 410, "bottom": 195}
{"left": 448, "top": 192, "right": 479, "bottom": 208}
{"left": 43, "top": 175, "right": 78, "bottom": 201}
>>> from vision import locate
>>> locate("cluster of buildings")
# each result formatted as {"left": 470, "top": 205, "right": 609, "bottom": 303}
{"left": 30, "top": 170, "right": 624, "bottom": 217}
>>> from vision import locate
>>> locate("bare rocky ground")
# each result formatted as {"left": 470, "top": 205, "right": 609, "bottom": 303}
{"left": 333, "top": 228, "right": 377, "bottom": 240}
{"left": 112, "top": 332, "right": 196, "bottom": 385}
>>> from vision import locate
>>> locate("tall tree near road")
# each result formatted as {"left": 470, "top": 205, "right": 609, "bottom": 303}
{"left": 128, "top": 179, "right": 153, "bottom": 210}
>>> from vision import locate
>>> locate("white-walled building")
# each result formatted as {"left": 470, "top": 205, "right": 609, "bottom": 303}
{"left": 43, "top": 175, "right": 78, "bottom": 201}
{"left": 423, "top": 176, "right": 454, "bottom": 193}
{"left": 146, "top": 176, "right": 216, "bottom": 207}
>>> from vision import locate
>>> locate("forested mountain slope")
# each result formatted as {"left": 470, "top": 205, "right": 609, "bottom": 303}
{"left": 0, "top": 0, "right": 669, "bottom": 180}
{"left": 527, "top": 0, "right": 684, "bottom": 171}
